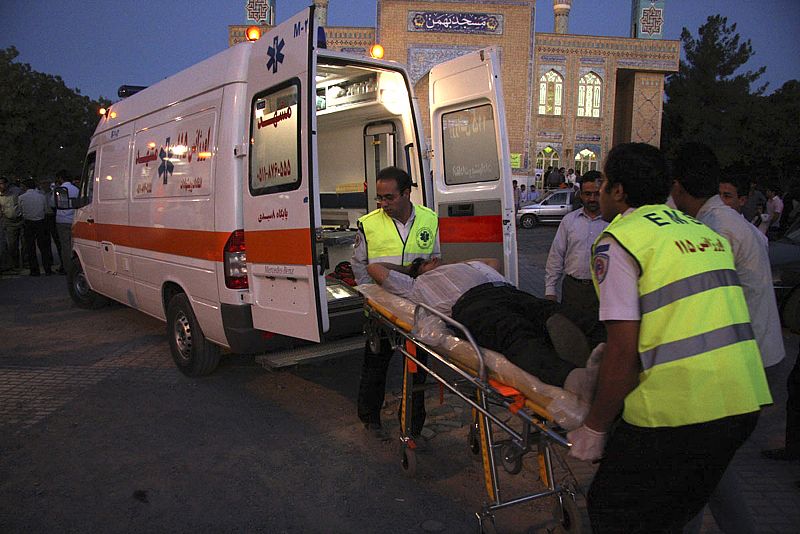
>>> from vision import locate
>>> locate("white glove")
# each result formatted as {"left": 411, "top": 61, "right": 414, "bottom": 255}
{"left": 567, "top": 424, "right": 608, "bottom": 462}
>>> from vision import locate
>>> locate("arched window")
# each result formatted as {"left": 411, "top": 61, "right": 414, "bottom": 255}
{"left": 536, "top": 146, "right": 560, "bottom": 171}
{"left": 538, "top": 70, "right": 563, "bottom": 116}
{"left": 577, "top": 72, "right": 602, "bottom": 118}
{"left": 575, "top": 148, "right": 598, "bottom": 175}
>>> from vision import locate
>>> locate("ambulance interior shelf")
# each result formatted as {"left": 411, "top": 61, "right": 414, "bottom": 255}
{"left": 316, "top": 72, "right": 378, "bottom": 114}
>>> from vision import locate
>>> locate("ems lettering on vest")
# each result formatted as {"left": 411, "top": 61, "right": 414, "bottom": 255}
{"left": 639, "top": 208, "right": 727, "bottom": 255}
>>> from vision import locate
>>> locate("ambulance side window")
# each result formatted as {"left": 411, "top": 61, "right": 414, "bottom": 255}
{"left": 441, "top": 104, "right": 499, "bottom": 185}
{"left": 79, "top": 151, "right": 96, "bottom": 206}
{"left": 249, "top": 79, "right": 301, "bottom": 195}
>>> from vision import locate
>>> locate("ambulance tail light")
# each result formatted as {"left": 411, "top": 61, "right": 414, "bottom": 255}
{"left": 224, "top": 230, "right": 248, "bottom": 289}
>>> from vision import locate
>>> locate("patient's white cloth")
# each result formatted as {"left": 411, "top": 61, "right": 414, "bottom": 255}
{"left": 382, "top": 261, "right": 506, "bottom": 316}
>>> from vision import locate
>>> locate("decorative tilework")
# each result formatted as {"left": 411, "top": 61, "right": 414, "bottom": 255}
{"left": 407, "top": 45, "right": 490, "bottom": 84}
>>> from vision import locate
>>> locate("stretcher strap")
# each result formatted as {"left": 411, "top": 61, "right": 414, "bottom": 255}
{"left": 488, "top": 378, "right": 526, "bottom": 414}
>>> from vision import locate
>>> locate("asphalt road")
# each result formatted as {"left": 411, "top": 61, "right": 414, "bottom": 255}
{"left": 2, "top": 226, "right": 798, "bottom": 533}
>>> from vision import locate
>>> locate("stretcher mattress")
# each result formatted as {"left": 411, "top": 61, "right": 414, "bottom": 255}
{"left": 357, "top": 284, "right": 590, "bottom": 430}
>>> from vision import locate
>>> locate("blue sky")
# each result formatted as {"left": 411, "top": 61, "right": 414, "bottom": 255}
{"left": 1, "top": 1, "right": 797, "bottom": 100}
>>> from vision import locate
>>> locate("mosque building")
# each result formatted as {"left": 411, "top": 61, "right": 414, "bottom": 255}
{"left": 229, "top": 0, "right": 680, "bottom": 185}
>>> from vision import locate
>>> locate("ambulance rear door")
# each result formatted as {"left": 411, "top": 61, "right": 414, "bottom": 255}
{"left": 243, "top": 6, "right": 328, "bottom": 342}
{"left": 428, "top": 48, "right": 518, "bottom": 285}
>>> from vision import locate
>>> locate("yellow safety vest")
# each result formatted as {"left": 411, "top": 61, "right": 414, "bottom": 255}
{"left": 592, "top": 205, "right": 771, "bottom": 428}
{"left": 358, "top": 205, "right": 438, "bottom": 266}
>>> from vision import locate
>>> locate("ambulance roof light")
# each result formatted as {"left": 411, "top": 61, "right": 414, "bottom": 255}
{"left": 246, "top": 26, "right": 261, "bottom": 41}
{"left": 99, "top": 107, "right": 107, "bottom": 116}
{"left": 317, "top": 27, "right": 327, "bottom": 49}
{"left": 370, "top": 44, "right": 385, "bottom": 60}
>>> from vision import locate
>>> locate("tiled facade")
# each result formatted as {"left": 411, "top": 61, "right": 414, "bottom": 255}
{"left": 229, "top": 1, "right": 680, "bottom": 179}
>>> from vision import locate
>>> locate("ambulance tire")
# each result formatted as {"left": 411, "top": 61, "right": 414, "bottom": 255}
{"left": 67, "top": 257, "right": 109, "bottom": 309}
{"left": 167, "top": 293, "right": 220, "bottom": 377}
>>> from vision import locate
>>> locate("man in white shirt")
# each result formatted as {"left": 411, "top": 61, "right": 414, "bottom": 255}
{"left": 545, "top": 171, "right": 608, "bottom": 312}
{"left": 671, "top": 145, "right": 786, "bottom": 534}
{"left": 766, "top": 186, "right": 784, "bottom": 239}
{"left": 672, "top": 144, "right": 784, "bottom": 368}
{"left": 55, "top": 170, "right": 79, "bottom": 274}
{"left": 18, "top": 179, "right": 54, "bottom": 276}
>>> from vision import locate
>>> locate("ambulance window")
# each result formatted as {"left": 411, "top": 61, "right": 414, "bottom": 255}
{"left": 441, "top": 104, "right": 499, "bottom": 185}
{"left": 249, "top": 80, "right": 301, "bottom": 195}
{"left": 80, "top": 151, "right": 96, "bottom": 204}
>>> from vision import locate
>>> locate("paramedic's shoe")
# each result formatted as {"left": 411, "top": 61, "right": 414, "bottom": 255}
{"left": 364, "top": 422, "right": 390, "bottom": 442}
{"left": 761, "top": 448, "right": 800, "bottom": 461}
{"left": 546, "top": 313, "right": 590, "bottom": 367}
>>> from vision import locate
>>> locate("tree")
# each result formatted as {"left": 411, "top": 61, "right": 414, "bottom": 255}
{"left": 0, "top": 46, "right": 110, "bottom": 180}
{"left": 662, "top": 15, "right": 766, "bottom": 170}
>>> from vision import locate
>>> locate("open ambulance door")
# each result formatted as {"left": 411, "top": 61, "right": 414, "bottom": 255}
{"left": 429, "top": 48, "right": 518, "bottom": 285}
{"left": 243, "top": 6, "right": 328, "bottom": 342}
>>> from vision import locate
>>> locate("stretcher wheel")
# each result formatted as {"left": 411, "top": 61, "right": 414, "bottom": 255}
{"left": 553, "top": 493, "right": 583, "bottom": 534}
{"left": 401, "top": 446, "right": 417, "bottom": 478}
{"left": 500, "top": 442, "right": 523, "bottom": 475}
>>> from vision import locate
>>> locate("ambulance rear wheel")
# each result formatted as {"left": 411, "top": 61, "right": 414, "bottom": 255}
{"left": 67, "top": 257, "right": 109, "bottom": 309}
{"left": 167, "top": 293, "right": 220, "bottom": 377}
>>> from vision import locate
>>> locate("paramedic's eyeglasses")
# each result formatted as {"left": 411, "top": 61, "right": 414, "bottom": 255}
{"left": 375, "top": 193, "right": 399, "bottom": 202}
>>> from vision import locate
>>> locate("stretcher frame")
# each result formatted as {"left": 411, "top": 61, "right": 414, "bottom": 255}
{"left": 363, "top": 298, "right": 584, "bottom": 533}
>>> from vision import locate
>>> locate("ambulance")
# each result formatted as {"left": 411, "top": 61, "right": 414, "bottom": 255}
{"left": 64, "top": 6, "right": 518, "bottom": 376}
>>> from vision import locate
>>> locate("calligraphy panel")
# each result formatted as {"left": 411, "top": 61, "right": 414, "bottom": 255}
{"left": 407, "top": 11, "right": 504, "bottom": 35}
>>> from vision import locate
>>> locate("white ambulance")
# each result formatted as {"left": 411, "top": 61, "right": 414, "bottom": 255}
{"left": 64, "top": 6, "right": 518, "bottom": 376}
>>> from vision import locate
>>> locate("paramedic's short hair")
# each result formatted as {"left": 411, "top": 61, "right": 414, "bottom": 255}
{"left": 377, "top": 166, "right": 412, "bottom": 194}
{"left": 721, "top": 174, "right": 750, "bottom": 198}
{"left": 603, "top": 142, "right": 669, "bottom": 208}
{"left": 672, "top": 142, "right": 721, "bottom": 199}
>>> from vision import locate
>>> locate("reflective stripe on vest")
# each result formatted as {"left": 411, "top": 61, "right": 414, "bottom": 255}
{"left": 358, "top": 206, "right": 438, "bottom": 266}
{"left": 593, "top": 205, "right": 771, "bottom": 427}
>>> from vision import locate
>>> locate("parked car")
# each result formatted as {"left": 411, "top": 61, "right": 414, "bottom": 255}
{"left": 770, "top": 216, "right": 800, "bottom": 333}
{"left": 516, "top": 189, "right": 577, "bottom": 229}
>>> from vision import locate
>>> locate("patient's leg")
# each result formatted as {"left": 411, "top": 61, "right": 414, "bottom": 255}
{"left": 451, "top": 285, "right": 574, "bottom": 386}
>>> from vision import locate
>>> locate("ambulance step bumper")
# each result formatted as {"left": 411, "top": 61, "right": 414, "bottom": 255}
{"left": 255, "top": 336, "right": 364, "bottom": 369}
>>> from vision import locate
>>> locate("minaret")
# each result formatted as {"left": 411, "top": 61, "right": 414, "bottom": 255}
{"left": 553, "top": 1, "right": 572, "bottom": 34}
{"left": 315, "top": 0, "right": 329, "bottom": 27}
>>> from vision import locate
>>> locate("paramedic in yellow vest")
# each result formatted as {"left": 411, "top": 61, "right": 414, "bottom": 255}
{"left": 566, "top": 143, "right": 772, "bottom": 532}
{"left": 352, "top": 166, "right": 439, "bottom": 441}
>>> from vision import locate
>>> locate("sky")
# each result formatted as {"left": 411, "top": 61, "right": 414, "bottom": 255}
{"left": 1, "top": 1, "right": 798, "bottom": 101}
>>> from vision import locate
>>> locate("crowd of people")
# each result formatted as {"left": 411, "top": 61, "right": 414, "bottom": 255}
{"left": 350, "top": 142, "right": 797, "bottom": 532}
{"left": 0, "top": 171, "right": 78, "bottom": 277}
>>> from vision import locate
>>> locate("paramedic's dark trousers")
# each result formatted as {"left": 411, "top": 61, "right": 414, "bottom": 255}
{"left": 358, "top": 338, "right": 427, "bottom": 435}
{"left": 587, "top": 410, "right": 759, "bottom": 533}
{"left": 450, "top": 282, "right": 602, "bottom": 386}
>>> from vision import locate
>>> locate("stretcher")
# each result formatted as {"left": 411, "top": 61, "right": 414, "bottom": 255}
{"left": 358, "top": 284, "right": 589, "bottom": 533}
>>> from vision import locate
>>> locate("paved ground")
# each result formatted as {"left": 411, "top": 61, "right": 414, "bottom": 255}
{"left": 1, "top": 226, "right": 798, "bottom": 533}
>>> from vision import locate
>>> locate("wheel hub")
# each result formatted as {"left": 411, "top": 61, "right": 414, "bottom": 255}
{"left": 173, "top": 312, "right": 193, "bottom": 362}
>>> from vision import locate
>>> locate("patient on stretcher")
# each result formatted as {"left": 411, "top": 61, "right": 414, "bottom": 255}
{"left": 366, "top": 258, "right": 605, "bottom": 393}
